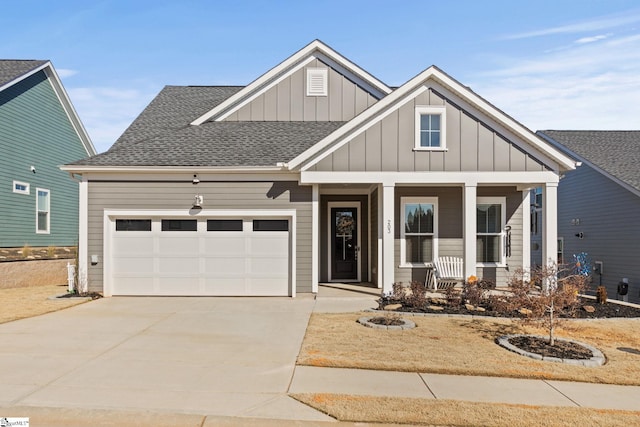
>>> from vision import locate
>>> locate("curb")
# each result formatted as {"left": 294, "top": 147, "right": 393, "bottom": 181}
{"left": 496, "top": 334, "right": 606, "bottom": 367}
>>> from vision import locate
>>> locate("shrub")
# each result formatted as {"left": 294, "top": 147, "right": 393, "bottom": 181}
{"left": 596, "top": 286, "right": 608, "bottom": 304}
{"left": 21, "top": 244, "right": 31, "bottom": 258}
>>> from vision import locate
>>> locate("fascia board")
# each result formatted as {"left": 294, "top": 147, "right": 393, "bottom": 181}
{"left": 291, "top": 66, "right": 577, "bottom": 172}
{"left": 428, "top": 69, "right": 576, "bottom": 171}
{"left": 43, "top": 64, "right": 97, "bottom": 156}
{"left": 59, "top": 165, "right": 288, "bottom": 174}
{"left": 190, "top": 40, "right": 392, "bottom": 125}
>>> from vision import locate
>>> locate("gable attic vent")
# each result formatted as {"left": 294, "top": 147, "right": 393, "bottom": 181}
{"left": 306, "top": 68, "right": 328, "bottom": 96}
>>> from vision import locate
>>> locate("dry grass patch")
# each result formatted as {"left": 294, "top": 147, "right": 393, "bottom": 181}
{"left": 293, "top": 393, "right": 640, "bottom": 426}
{"left": 298, "top": 313, "right": 640, "bottom": 385}
{"left": 0, "top": 285, "right": 89, "bottom": 324}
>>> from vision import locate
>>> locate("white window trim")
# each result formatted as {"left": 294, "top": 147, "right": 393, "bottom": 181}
{"left": 557, "top": 237, "right": 564, "bottom": 264}
{"left": 414, "top": 105, "right": 447, "bottom": 151}
{"left": 13, "top": 180, "right": 30, "bottom": 195}
{"left": 306, "top": 68, "right": 328, "bottom": 96}
{"left": 476, "top": 196, "right": 506, "bottom": 267}
{"left": 36, "top": 188, "right": 50, "bottom": 234}
{"left": 400, "top": 196, "right": 438, "bottom": 267}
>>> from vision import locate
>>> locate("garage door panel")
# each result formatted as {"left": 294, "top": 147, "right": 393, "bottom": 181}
{"left": 109, "top": 216, "right": 290, "bottom": 296}
{"left": 112, "top": 257, "right": 155, "bottom": 274}
{"left": 204, "top": 257, "right": 246, "bottom": 274}
{"left": 204, "top": 236, "right": 246, "bottom": 255}
{"left": 113, "top": 236, "right": 154, "bottom": 253}
{"left": 158, "top": 237, "right": 200, "bottom": 255}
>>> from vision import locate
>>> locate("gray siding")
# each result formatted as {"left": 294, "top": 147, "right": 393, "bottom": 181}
{"left": 0, "top": 70, "right": 88, "bottom": 247}
{"left": 311, "top": 88, "right": 547, "bottom": 173}
{"left": 558, "top": 165, "right": 640, "bottom": 303}
{"left": 86, "top": 181, "right": 312, "bottom": 293}
{"left": 392, "top": 186, "right": 524, "bottom": 287}
{"left": 224, "top": 58, "right": 377, "bottom": 122}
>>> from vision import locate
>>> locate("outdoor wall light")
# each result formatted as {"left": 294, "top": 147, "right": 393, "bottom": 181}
{"left": 192, "top": 194, "right": 203, "bottom": 209}
{"left": 192, "top": 174, "right": 200, "bottom": 184}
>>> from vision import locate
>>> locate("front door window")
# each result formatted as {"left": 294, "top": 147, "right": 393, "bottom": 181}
{"left": 331, "top": 207, "right": 358, "bottom": 280}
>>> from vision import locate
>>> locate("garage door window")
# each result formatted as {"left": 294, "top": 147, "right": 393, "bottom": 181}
{"left": 207, "top": 219, "right": 243, "bottom": 231}
{"left": 253, "top": 219, "right": 289, "bottom": 231}
{"left": 161, "top": 219, "right": 197, "bottom": 231}
{"left": 116, "top": 219, "right": 152, "bottom": 231}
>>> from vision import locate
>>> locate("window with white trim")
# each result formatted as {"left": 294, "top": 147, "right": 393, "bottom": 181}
{"left": 415, "top": 106, "right": 446, "bottom": 150}
{"left": 13, "top": 180, "right": 30, "bottom": 195}
{"left": 401, "top": 197, "right": 438, "bottom": 265}
{"left": 557, "top": 237, "right": 564, "bottom": 264}
{"left": 306, "top": 68, "right": 328, "bottom": 96}
{"left": 476, "top": 197, "right": 506, "bottom": 264}
{"left": 36, "top": 188, "right": 50, "bottom": 233}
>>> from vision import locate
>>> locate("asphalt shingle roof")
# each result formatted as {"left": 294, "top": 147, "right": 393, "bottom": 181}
{"left": 0, "top": 60, "right": 48, "bottom": 88}
{"left": 73, "top": 85, "right": 345, "bottom": 167}
{"left": 539, "top": 130, "right": 640, "bottom": 192}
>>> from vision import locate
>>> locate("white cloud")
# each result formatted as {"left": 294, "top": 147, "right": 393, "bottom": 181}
{"left": 575, "top": 34, "right": 610, "bottom": 44}
{"left": 470, "top": 34, "right": 640, "bottom": 131}
{"left": 504, "top": 10, "right": 640, "bottom": 40}
{"left": 66, "top": 86, "right": 156, "bottom": 153}
{"left": 56, "top": 68, "right": 78, "bottom": 78}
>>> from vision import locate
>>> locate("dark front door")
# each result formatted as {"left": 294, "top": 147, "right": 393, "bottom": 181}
{"left": 331, "top": 207, "right": 358, "bottom": 281}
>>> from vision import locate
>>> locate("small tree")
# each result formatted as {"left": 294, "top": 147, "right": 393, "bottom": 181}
{"left": 503, "top": 262, "right": 589, "bottom": 346}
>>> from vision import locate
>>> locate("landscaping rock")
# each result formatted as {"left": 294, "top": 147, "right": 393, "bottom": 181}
{"left": 383, "top": 304, "right": 402, "bottom": 311}
{"left": 583, "top": 305, "right": 596, "bottom": 313}
{"left": 428, "top": 305, "right": 444, "bottom": 311}
{"left": 465, "top": 304, "right": 475, "bottom": 311}
{"left": 519, "top": 308, "right": 533, "bottom": 316}
{"left": 475, "top": 307, "right": 486, "bottom": 312}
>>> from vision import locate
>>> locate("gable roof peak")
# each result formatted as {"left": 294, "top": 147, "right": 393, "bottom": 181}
{"left": 189, "top": 40, "right": 392, "bottom": 125}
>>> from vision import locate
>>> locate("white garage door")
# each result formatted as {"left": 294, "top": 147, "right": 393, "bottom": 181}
{"left": 108, "top": 217, "right": 290, "bottom": 296}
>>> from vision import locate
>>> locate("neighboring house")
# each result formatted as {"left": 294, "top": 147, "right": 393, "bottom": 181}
{"left": 538, "top": 131, "right": 640, "bottom": 303}
{"left": 62, "top": 40, "right": 576, "bottom": 297}
{"left": 0, "top": 60, "right": 96, "bottom": 248}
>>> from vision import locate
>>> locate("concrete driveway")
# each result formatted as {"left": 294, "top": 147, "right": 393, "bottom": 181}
{"left": 0, "top": 295, "right": 334, "bottom": 421}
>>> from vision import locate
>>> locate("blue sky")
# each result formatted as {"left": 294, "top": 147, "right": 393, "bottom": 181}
{"left": 2, "top": 0, "right": 640, "bottom": 153}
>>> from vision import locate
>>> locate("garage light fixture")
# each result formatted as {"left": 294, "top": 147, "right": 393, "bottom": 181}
{"left": 192, "top": 174, "right": 200, "bottom": 185}
{"left": 193, "top": 194, "right": 203, "bottom": 209}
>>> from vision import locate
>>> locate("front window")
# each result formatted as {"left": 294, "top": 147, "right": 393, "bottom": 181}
{"left": 401, "top": 197, "right": 438, "bottom": 265}
{"left": 13, "top": 180, "right": 30, "bottom": 195}
{"left": 415, "top": 106, "right": 446, "bottom": 150}
{"left": 477, "top": 197, "right": 505, "bottom": 264}
{"left": 36, "top": 188, "right": 50, "bottom": 233}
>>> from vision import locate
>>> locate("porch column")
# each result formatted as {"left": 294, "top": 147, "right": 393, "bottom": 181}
{"left": 311, "top": 184, "right": 319, "bottom": 293}
{"left": 382, "top": 184, "right": 395, "bottom": 294}
{"left": 463, "top": 184, "right": 477, "bottom": 280}
{"left": 521, "top": 189, "right": 531, "bottom": 276}
{"left": 78, "top": 177, "right": 89, "bottom": 293}
{"left": 542, "top": 182, "right": 558, "bottom": 272}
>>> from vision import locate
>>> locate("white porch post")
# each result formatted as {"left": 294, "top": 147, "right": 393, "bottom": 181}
{"left": 376, "top": 184, "right": 383, "bottom": 288}
{"left": 542, "top": 182, "right": 558, "bottom": 271}
{"left": 78, "top": 177, "right": 89, "bottom": 293}
{"left": 311, "top": 184, "right": 319, "bottom": 293}
{"left": 463, "top": 184, "right": 477, "bottom": 280}
{"left": 521, "top": 189, "right": 531, "bottom": 276}
{"left": 382, "top": 184, "right": 395, "bottom": 294}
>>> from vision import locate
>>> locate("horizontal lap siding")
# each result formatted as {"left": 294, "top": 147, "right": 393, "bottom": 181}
{"left": 558, "top": 166, "right": 640, "bottom": 303}
{"left": 87, "top": 181, "right": 312, "bottom": 293}
{"left": 0, "top": 71, "right": 87, "bottom": 247}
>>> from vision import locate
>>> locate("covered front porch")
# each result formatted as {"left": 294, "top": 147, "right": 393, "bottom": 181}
{"left": 307, "top": 172, "right": 560, "bottom": 295}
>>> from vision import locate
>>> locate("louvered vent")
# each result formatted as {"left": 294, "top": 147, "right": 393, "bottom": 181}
{"left": 306, "top": 68, "right": 328, "bottom": 96}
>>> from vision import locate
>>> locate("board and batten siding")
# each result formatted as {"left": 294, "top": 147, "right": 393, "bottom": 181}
{"left": 311, "top": 89, "right": 547, "bottom": 173}
{"left": 0, "top": 70, "right": 88, "bottom": 247}
{"left": 558, "top": 164, "right": 640, "bottom": 303}
{"left": 86, "top": 181, "right": 312, "bottom": 293}
{"left": 224, "top": 58, "right": 378, "bottom": 122}
{"left": 392, "top": 186, "right": 524, "bottom": 287}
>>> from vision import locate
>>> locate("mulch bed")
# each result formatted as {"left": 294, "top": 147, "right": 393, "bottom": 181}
{"left": 379, "top": 296, "right": 640, "bottom": 319}
{"left": 0, "top": 246, "right": 76, "bottom": 262}
{"left": 507, "top": 335, "right": 594, "bottom": 359}
{"left": 56, "top": 292, "right": 103, "bottom": 300}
